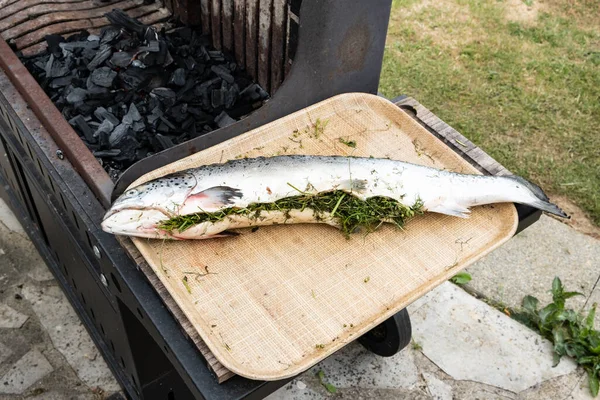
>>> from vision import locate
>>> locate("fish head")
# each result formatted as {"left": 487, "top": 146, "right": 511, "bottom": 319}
{"left": 101, "top": 171, "right": 197, "bottom": 237}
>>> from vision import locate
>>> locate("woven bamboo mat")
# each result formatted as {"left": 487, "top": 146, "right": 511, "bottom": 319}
{"left": 128, "top": 93, "right": 518, "bottom": 380}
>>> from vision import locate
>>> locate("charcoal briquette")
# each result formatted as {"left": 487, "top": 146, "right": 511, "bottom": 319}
{"left": 99, "top": 26, "right": 122, "bottom": 45}
{"left": 109, "top": 51, "right": 133, "bottom": 68}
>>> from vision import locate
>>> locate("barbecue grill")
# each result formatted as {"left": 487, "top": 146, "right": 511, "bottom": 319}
{"left": 0, "top": 1, "right": 542, "bottom": 398}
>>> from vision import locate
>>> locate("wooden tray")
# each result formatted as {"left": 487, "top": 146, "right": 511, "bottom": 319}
{"left": 128, "top": 93, "right": 518, "bottom": 380}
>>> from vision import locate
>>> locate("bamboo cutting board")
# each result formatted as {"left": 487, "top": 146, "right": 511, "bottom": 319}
{"left": 129, "top": 93, "right": 518, "bottom": 380}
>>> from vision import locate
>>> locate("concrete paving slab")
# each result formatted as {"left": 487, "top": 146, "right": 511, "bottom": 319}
{"left": 422, "top": 372, "right": 452, "bottom": 400}
{"left": 0, "top": 341, "right": 12, "bottom": 365}
{"left": 518, "top": 370, "right": 584, "bottom": 400}
{"left": 266, "top": 341, "right": 419, "bottom": 399}
{"left": 0, "top": 303, "right": 28, "bottom": 329}
{"left": 411, "top": 282, "right": 577, "bottom": 392}
{"left": 0, "top": 349, "right": 53, "bottom": 394}
{"left": 26, "top": 262, "right": 55, "bottom": 283}
{"left": 566, "top": 373, "right": 596, "bottom": 400}
{"left": 22, "top": 283, "right": 119, "bottom": 393}
{"left": 27, "top": 390, "right": 97, "bottom": 400}
{"left": 465, "top": 216, "right": 600, "bottom": 311}
{"left": 311, "top": 341, "right": 418, "bottom": 390}
{"left": 0, "top": 199, "right": 25, "bottom": 235}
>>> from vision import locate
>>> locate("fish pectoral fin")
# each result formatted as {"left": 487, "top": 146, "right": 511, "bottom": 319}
{"left": 427, "top": 202, "right": 471, "bottom": 218}
{"left": 180, "top": 186, "right": 243, "bottom": 213}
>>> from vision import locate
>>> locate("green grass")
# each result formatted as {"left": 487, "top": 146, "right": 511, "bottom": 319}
{"left": 380, "top": 0, "right": 600, "bottom": 225}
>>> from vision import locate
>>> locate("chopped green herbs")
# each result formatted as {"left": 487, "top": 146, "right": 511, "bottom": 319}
{"left": 182, "top": 276, "right": 191, "bottom": 294}
{"left": 316, "top": 370, "right": 337, "bottom": 394}
{"left": 339, "top": 137, "right": 357, "bottom": 148}
{"left": 158, "top": 190, "right": 423, "bottom": 237}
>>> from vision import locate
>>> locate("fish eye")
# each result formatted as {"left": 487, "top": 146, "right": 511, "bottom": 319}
{"left": 126, "top": 189, "right": 138, "bottom": 196}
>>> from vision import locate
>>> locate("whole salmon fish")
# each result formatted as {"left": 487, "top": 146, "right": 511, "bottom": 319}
{"left": 101, "top": 155, "right": 567, "bottom": 239}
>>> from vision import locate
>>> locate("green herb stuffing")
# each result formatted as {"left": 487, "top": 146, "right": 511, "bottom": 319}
{"left": 158, "top": 190, "right": 423, "bottom": 236}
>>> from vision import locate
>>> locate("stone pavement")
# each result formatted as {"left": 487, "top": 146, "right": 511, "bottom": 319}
{"left": 0, "top": 199, "right": 120, "bottom": 399}
{"left": 1, "top": 192, "right": 599, "bottom": 399}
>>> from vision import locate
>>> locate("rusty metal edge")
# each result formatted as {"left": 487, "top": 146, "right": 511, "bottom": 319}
{"left": 0, "top": 38, "right": 113, "bottom": 208}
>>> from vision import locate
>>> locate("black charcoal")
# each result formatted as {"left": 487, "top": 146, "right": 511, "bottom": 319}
{"left": 45, "top": 54, "right": 70, "bottom": 78}
{"left": 94, "top": 107, "right": 120, "bottom": 125}
{"left": 150, "top": 87, "right": 176, "bottom": 107}
{"left": 122, "top": 103, "right": 142, "bottom": 124}
{"left": 109, "top": 123, "right": 131, "bottom": 146}
{"left": 94, "top": 119, "right": 115, "bottom": 137}
{"left": 211, "top": 65, "right": 234, "bottom": 84}
{"left": 207, "top": 50, "right": 225, "bottom": 61}
{"left": 100, "top": 26, "right": 122, "bottom": 45}
{"left": 109, "top": 51, "right": 133, "bottom": 68}
{"left": 86, "top": 76, "right": 109, "bottom": 94}
{"left": 87, "top": 44, "right": 112, "bottom": 70}
{"left": 60, "top": 40, "right": 99, "bottom": 52}
{"left": 215, "top": 111, "right": 235, "bottom": 128}
{"left": 91, "top": 66, "right": 117, "bottom": 87}
{"left": 49, "top": 76, "right": 73, "bottom": 88}
{"left": 44, "top": 35, "right": 65, "bottom": 56}
{"left": 105, "top": 9, "right": 149, "bottom": 38}
{"left": 139, "top": 40, "right": 160, "bottom": 53}
{"left": 155, "top": 134, "right": 175, "bottom": 150}
{"left": 169, "top": 68, "right": 186, "bottom": 86}
{"left": 132, "top": 120, "right": 145, "bottom": 132}
{"left": 68, "top": 115, "right": 95, "bottom": 142}
{"left": 66, "top": 88, "right": 88, "bottom": 104}
{"left": 211, "top": 87, "right": 226, "bottom": 108}
{"left": 23, "top": 8, "right": 269, "bottom": 181}
{"left": 93, "top": 149, "right": 121, "bottom": 157}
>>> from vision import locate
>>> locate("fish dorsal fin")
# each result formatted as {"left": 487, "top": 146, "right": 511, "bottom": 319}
{"left": 427, "top": 202, "right": 471, "bottom": 218}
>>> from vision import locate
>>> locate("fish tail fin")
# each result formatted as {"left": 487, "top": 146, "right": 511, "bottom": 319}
{"left": 504, "top": 176, "right": 569, "bottom": 218}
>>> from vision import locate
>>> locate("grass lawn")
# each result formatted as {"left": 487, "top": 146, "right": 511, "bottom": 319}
{"left": 380, "top": 0, "right": 600, "bottom": 225}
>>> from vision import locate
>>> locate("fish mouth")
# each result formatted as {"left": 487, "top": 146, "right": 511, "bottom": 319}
{"left": 102, "top": 205, "right": 173, "bottom": 222}
{"left": 101, "top": 206, "right": 172, "bottom": 237}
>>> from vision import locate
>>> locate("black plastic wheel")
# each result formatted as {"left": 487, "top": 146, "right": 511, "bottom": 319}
{"left": 358, "top": 308, "right": 412, "bottom": 357}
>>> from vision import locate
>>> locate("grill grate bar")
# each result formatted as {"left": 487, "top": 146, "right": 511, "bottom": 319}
{"left": 0, "top": 0, "right": 121, "bottom": 32}
{"left": 0, "top": 0, "right": 95, "bottom": 21}
{"left": 15, "top": 3, "right": 165, "bottom": 52}
{"left": 2, "top": 0, "right": 145, "bottom": 41}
